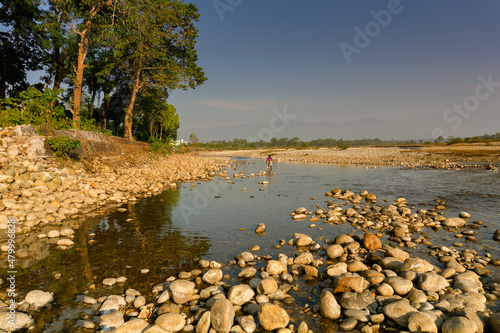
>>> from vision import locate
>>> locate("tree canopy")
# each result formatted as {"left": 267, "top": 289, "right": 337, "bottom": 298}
{"left": 0, "top": 0, "right": 205, "bottom": 141}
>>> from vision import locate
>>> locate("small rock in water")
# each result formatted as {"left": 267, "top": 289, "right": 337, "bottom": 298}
{"left": 443, "top": 217, "right": 466, "bottom": 228}
{"left": 258, "top": 303, "right": 290, "bottom": 331}
{"left": 102, "top": 278, "right": 117, "bottom": 287}
{"left": 25, "top": 290, "right": 54, "bottom": 308}
{"left": 255, "top": 223, "right": 266, "bottom": 235}
{"left": 459, "top": 211, "right": 471, "bottom": 218}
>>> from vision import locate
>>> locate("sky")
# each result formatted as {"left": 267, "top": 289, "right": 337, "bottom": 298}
{"left": 168, "top": 0, "right": 500, "bottom": 141}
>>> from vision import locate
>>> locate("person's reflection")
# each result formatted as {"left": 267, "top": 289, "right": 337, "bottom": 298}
{"left": 267, "top": 172, "right": 274, "bottom": 185}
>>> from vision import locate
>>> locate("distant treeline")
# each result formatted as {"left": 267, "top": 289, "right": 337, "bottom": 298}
{"left": 190, "top": 133, "right": 500, "bottom": 150}
{"left": 444, "top": 133, "right": 500, "bottom": 145}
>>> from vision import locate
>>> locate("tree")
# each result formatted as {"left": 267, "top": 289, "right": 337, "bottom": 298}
{"left": 189, "top": 132, "right": 198, "bottom": 144}
{"left": 0, "top": 0, "right": 44, "bottom": 98}
{"left": 435, "top": 135, "right": 445, "bottom": 144}
{"left": 54, "top": 0, "right": 111, "bottom": 127}
{"left": 134, "top": 88, "right": 179, "bottom": 141}
{"left": 40, "top": 0, "right": 74, "bottom": 110}
{"left": 112, "top": 0, "right": 206, "bottom": 140}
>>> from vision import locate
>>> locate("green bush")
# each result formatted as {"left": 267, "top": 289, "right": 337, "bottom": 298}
{"left": 0, "top": 87, "right": 111, "bottom": 135}
{"left": 149, "top": 138, "right": 172, "bottom": 155}
{"left": 338, "top": 144, "right": 350, "bottom": 150}
{"left": 0, "top": 87, "right": 72, "bottom": 129}
{"left": 47, "top": 136, "right": 81, "bottom": 158}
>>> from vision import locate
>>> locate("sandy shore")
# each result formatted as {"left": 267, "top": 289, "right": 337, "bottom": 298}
{"left": 205, "top": 144, "right": 500, "bottom": 168}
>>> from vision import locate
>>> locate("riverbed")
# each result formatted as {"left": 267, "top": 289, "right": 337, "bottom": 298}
{"left": 2, "top": 157, "right": 500, "bottom": 332}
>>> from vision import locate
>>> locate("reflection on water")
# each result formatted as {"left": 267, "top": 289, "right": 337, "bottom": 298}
{"left": 7, "top": 188, "right": 212, "bottom": 305}
{"left": 2, "top": 157, "right": 499, "bottom": 331}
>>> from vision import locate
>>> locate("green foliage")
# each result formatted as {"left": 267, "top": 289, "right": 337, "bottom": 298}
{"left": 47, "top": 136, "right": 81, "bottom": 158}
{"left": 133, "top": 90, "right": 179, "bottom": 141}
{"left": 0, "top": 87, "right": 72, "bottom": 128}
{"left": 0, "top": 87, "right": 112, "bottom": 135}
{"left": 149, "top": 137, "right": 172, "bottom": 155}
{"left": 0, "top": 0, "right": 44, "bottom": 98}
{"left": 1, "top": 0, "right": 205, "bottom": 141}
{"left": 447, "top": 137, "right": 464, "bottom": 145}
{"left": 338, "top": 144, "right": 350, "bottom": 150}
{"left": 79, "top": 113, "right": 112, "bottom": 135}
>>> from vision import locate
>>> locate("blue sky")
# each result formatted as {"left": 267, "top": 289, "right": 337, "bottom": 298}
{"left": 169, "top": 0, "right": 500, "bottom": 141}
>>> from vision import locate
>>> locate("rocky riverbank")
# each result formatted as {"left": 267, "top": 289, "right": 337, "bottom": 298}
{"left": 205, "top": 144, "right": 500, "bottom": 169}
{"left": 0, "top": 125, "right": 231, "bottom": 269}
{"left": 3, "top": 183, "right": 500, "bottom": 332}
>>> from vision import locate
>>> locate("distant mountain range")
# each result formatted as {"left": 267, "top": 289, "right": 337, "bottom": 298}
{"left": 178, "top": 118, "right": 431, "bottom": 142}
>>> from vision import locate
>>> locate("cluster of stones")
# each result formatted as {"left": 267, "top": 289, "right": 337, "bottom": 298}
{"left": 313, "top": 231, "right": 495, "bottom": 333}
{"left": 52, "top": 257, "right": 301, "bottom": 333}
{"left": 0, "top": 125, "right": 231, "bottom": 268}
{"left": 287, "top": 189, "right": 500, "bottom": 332}
{"left": 7, "top": 225, "right": 500, "bottom": 333}
{"left": 0, "top": 290, "right": 54, "bottom": 331}
{"left": 428, "top": 163, "right": 492, "bottom": 170}
{"left": 291, "top": 188, "right": 481, "bottom": 247}
{"left": 290, "top": 189, "right": 498, "bottom": 280}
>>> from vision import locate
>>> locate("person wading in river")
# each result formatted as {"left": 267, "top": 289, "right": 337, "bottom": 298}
{"left": 266, "top": 155, "right": 273, "bottom": 173}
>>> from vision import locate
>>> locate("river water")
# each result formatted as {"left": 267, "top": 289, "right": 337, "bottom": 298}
{"left": 4, "top": 157, "right": 500, "bottom": 331}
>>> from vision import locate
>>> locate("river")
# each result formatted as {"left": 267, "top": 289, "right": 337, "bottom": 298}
{"left": 3, "top": 157, "right": 500, "bottom": 331}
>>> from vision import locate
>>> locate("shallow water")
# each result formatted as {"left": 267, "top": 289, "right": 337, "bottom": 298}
{"left": 3, "top": 157, "right": 500, "bottom": 331}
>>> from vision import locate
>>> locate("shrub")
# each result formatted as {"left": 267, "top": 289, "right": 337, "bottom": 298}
{"left": 0, "top": 87, "right": 72, "bottom": 129}
{"left": 338, "top": 144, "right": 350, "bottom": 150}
{"left": 0, "top": 87, "right": 111, "bottom": 135}
{"left": 47, "top": 136, "right": 81, "bottom": 158}
{"left": 149, "top": 138, "right": 172, "bottom": 155}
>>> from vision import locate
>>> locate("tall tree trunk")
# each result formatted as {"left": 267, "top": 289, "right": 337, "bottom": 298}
{"left": 148, "top": 118, "right": 154, "bottom": 138}
{"left": 103, "top": 90, "right": 110, "bottom": 129}
{"left": 123, "top": 56, "right": 143, "bottom": 140}
{"left": 71, "top": 2, "right": 106, "bottom": 128}
{"left": 72, "top": 21, "right": 90, "bottom": 128}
